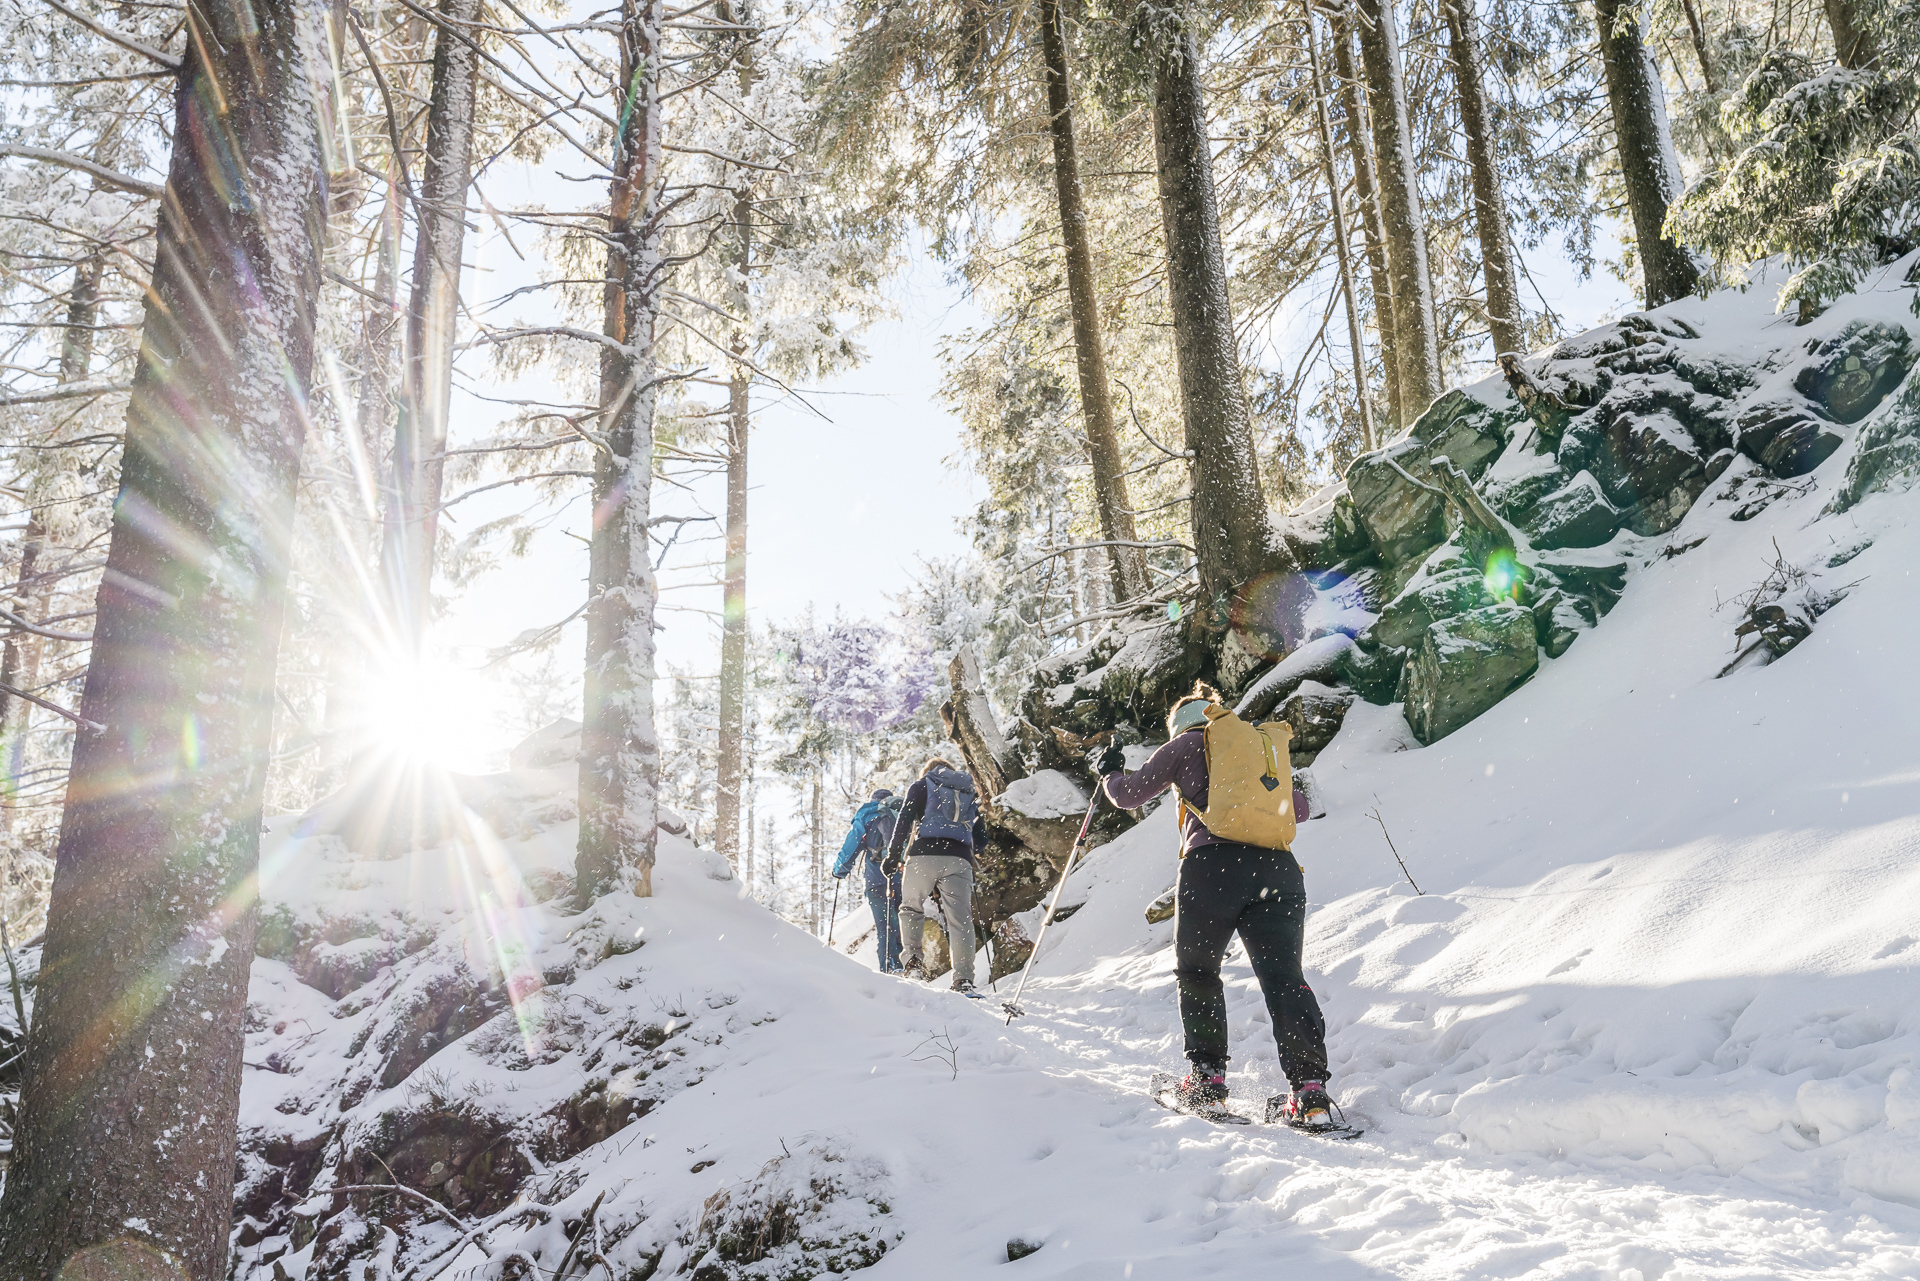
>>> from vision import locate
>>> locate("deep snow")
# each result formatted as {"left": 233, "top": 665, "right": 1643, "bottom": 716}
{"left": 237, "top": 287, "right": 1920, "bottom": 1280}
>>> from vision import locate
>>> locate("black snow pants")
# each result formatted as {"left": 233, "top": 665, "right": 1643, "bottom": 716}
{"left": 1174, "top": 841, "right": 1328, "bottom": 1086}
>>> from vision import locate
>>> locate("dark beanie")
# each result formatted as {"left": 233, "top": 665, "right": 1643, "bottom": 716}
{"left": 871, "top": 788, "right": 894, "bottom": 801}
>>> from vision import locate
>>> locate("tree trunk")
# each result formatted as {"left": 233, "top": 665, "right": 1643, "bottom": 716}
{"left": 383, "top": 0, "right": 484, "bottom": 650}
{"left": 1594, "top": 0, "right": 1701, "bottom": 308}
{"left": 1040, "top": 0, "right": 1148, "bottom": 602}
{"left": 0, "top": 254, "right": 103, "bottom": 834}
{"left": 946, "top": 646, "right": 1017, "bottom": 803}
{"left": 1145, "top": 9, "right": 1276, "bottom": 606}
{"left": 714, "top": 256, "right": 749, "bottom": 875}
{"left": 1330, "top": 10, "right": 1403, "bottom": 432}
{"left": 1353, "top": 0, "right": 1442, "bottom": 420}
{"left": 1824, "top": 0, "right": 1878, "bottom": 67}
{"left": 714, "top": 15, "right": 754, "bottom": 878}
{"left": 1305, "top": 7, "right": 1377, "bottom": 452}
{"left": 0, "top": 0, "right": 333, "bottom": 1271}
{"left": 577, "top": 0, "right": 663, "bottom": 901}
{"left": 1442, "top": 0, "right": 1525, "bottom": 357}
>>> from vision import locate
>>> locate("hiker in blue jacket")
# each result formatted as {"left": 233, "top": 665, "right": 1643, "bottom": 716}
{"left": 832, "top": 789, "right": 905, "bottom": 973}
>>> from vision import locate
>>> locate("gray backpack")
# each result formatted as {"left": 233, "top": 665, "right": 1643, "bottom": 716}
{"left": 916, "top": 767, "right": 979, "bottom": 847}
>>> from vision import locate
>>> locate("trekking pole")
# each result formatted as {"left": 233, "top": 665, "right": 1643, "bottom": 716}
{"left": 1002, "top": 790, "right": 1102, "bottom": 1024}
{"left": 827, "top": 878, "right": 841, "bottom": 947}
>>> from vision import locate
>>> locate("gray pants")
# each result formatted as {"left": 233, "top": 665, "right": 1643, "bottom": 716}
{"left": 898, "top": 854, "right": 976, "bottom": 986}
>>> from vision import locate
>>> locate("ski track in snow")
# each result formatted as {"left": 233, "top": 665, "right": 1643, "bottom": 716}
{"left": 242, "top": 282, "right": 1920, "bottom": 1280}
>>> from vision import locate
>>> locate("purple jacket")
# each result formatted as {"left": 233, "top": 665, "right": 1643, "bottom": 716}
{"left": 1103, "top": 727, "right": 1308, "bottom": 854}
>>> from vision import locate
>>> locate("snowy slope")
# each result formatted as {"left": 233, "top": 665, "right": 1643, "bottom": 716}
{"left": 238, "top": 313, "right": 1920, "bottom": 1279}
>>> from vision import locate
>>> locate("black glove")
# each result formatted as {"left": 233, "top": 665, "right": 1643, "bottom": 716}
{"left": 1095, "top": 744, "right": 1127, "bottom": 777}
{"left": 882, "top": 857, "right": 904, "bottom": 876}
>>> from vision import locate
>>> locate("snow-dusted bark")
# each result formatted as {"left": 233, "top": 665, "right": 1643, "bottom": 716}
{"left": 577, "top": 0, "right": 663, "bottom": 901}
{"left": 1144, "top": 7, "right": 1277, "bottom": 603}
{"left": 1824, "top": 0, "right": 1879, "bottom": 69}
{"left": 1040, "top": 0, "right": 1148, "bottom": 603}
{"left": 0, "top": 254, "right": 103, "bottom": 827}
{"left": 0, "top": 0, "right": 335, "bottom": 1273}
{"left": 383, "top": 0, "right": 484, "bottom": 647}
{"left": 1594, "top": 0, "right": 1700, "bottom": 307}
{"left": 716, "top": 191, "right": 751, "bottom": 876}
{"left": 1330, "top": 11, "right": 1404, "bottom": 431}
{"left": 1354, "top": 0, "right": 1443, "bottom": 419}
{"left": 1443, "top": 0, "right": 1525, "bottom": 359}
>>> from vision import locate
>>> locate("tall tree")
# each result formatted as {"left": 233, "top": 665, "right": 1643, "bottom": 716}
{"left": 1305, "top": 8, "right": 1377, "bottom": 452}
{"left": 716, "top": 177, "right": 752, "bottom": 876}
{"left": 384, "top": 0, "right": 485, "bottom": 649}
{"left": 1328, "top": 7, "right": 1403, "bottom": 431}
{"left": 1143, "top": 3, "right": 1276, "bottom": 605}
{"left": 1353, "top": 0, "right": 1442, "bottom": 419}
{"left": 0, "top": 253, "right": 103, "bottom": 829}
{"left": 0, "top": 0, "right": 336, "bottom": 1272}
{"left": 577, "top": 0, "right": 664, "bottom": 901}
{"left": 1040, "top": 0, "right": 1148, "bottom": 602}
{"left": 1442, "top": 0, "right": 1526, "bottom": 356}
{"left": 1594, "top": 0, "right": 1700, "bottom": 307}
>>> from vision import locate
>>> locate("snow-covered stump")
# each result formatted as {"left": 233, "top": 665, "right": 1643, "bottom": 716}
{"left": 577, "top": 0, "right": 665, "bottom": 903}
{"left": 0, "top": 0, "right": 338, "bottom": 1273}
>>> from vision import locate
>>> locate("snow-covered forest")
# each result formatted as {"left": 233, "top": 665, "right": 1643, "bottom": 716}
{"left": 0, "top": 0, "right": 1919, "bottom": 1273}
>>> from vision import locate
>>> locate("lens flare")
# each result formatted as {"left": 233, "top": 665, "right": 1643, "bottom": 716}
{"left": 1483, "top": 550, "right": 1524, "bottom": 601}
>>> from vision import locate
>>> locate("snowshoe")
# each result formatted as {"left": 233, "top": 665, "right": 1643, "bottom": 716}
{"left": 1149, "top": 1068, "right": 1249, "bottom": 1126}
{"left": 1263, "top": 1083, "right": 1364, "bottom": 1139}
{"left": 952, "top": 980, "right": 986, "bottom": 999}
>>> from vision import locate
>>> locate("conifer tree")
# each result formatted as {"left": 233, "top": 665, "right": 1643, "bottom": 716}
{"left": 0, "top": 0, "right": 338, "bottom": 1270}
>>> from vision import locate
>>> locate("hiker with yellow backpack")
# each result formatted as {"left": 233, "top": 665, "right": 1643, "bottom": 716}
{"left": 1096, "top": 681, "right": 1339, "bottom": 1131}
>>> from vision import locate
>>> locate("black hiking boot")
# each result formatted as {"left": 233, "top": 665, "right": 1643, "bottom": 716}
{"left": 1171, "top": 1059, "right": 1228, "bottom": 1109}
{"left": 901, "top": 959, "right": 928, "bottom": 982}
{"left": 1273, "top": 1081, "right": 1335, "bottom": 1129}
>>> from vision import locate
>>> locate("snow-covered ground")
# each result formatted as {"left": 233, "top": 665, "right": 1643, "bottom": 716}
{"left": 240, "top": 318, "right": 1920, "bottom": 1278}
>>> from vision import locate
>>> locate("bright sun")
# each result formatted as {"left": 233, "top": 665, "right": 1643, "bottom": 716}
{"left": 353, "top": 660, "right": 480, "bottom": 768}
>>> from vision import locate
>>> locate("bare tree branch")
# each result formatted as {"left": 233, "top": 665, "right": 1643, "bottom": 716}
{"left": 39, "top": 0, "right": 181, "bottom": 69}
{"left": 0, "top": 145, "right": 162, "bottom": 200}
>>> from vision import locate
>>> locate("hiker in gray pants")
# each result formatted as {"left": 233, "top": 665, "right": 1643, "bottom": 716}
{"left": 884, "top": 758, "right": 989, "bottom": 993}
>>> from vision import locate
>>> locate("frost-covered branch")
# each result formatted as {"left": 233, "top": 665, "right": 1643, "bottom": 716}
{"left": 38, "top": 0, "right": 181, "bottom": 69}
{"left": 0, "top": 146, "right": 162, "bottom": 200}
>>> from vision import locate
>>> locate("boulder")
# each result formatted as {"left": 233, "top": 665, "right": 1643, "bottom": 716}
{"left": 1597, "top": 411, "right": 1710, "bottom": 534}
{"left": 997, "top": 770, "right": 1091, "bottom": 866}
{"left": 1796, "top": 320, "right": 1914, "bottom": 423}
{"left": 1337, "top": 635, "right": 1408, "bottom": 707}
{"left": 1345, "top": 388, "right": 1516, "bottom": 568}
{"left": 1235, "top": 633, "right": 1354, "bottom": 721}
{"left": 1526, "top": 470, "right": 1622, "bottom": 550}
{"left": 1277, "top": 681, "right": 1354, "bottom": 765}
{"left": 1832, "top": 366, "right": 1920, "bottom": 510}
{"left": 1372, "top": 564, "right": 1490, "bottom": 650}
{"left": 1404, "top": 603, "right": 1539, "bottom": 744}
{"left": 1735, "top": 399, "right": 1844, "bottom": 479}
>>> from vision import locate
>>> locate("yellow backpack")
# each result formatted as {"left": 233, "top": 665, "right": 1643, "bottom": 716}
{"left": 1179, "top": 704, "right": 1296, "bottom": 852}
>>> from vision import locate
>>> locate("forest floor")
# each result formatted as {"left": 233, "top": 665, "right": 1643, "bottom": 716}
{"left": 242, "top": 399, "right": 1920, "bottom": 1279}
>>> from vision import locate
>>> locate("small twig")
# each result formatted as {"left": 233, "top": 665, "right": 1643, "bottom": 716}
{"left": 1366, "top": 798, "right": 1422, "bottom": 895}
{"left": 911, "top": 1027, "right": 959, "bottom": 1080}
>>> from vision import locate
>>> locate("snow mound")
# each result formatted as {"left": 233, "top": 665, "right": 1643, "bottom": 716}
{"left": 999, "top": 769, "right": 1088, "bottom": 820}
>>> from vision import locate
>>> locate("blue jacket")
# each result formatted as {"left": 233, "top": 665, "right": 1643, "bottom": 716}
{"left": 833, "top": 798, "right": 902, "bottom": 895}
